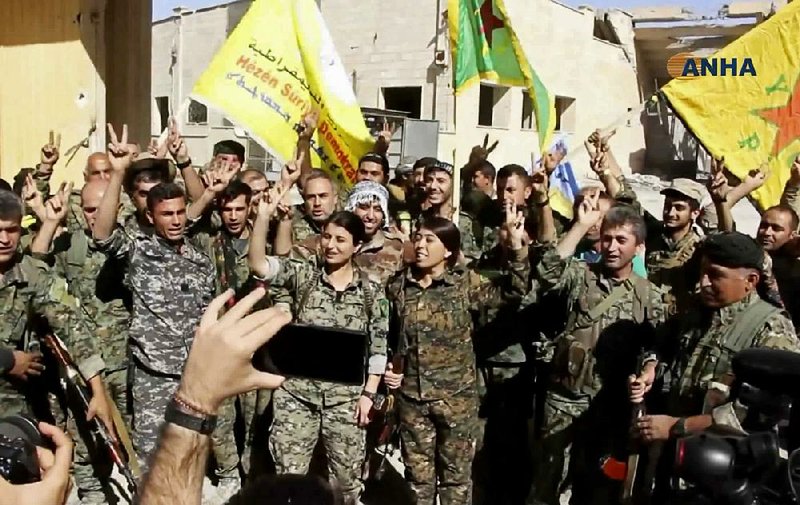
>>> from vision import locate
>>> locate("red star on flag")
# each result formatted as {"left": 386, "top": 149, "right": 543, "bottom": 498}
{"left": 758, "top": 75, "right": 800, "bottom": 156}
{"left": 480, "top": 0, "right": 505, "bottom": 48}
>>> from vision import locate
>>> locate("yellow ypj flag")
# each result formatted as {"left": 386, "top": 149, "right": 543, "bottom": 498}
{"left": 191, "top": 0, "right": 373, "bottom": 188}
{"left": 661, "top": 2, "right": 800, "bottom": 210}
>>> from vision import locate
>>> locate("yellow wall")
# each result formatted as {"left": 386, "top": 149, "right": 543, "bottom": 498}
{"left": 0, "top": 0, "right": 150, "bottom": 188}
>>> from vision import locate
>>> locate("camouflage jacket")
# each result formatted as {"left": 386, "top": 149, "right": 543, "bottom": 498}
{"left": 388, "top": 256, "right": 529, "bottom": 401}
{"left": 664, "top": 293, "right": 799, "bottom": 417}
{"left": 353, "top": 229, "right": 406, "bottom": 286}
{"left": 262, "top": 256, "right": 389, "bottom": 406}
{"left": 65, "top": 190, "right": 136, "bottom": 234}
{"left": 0, "top": 255, "right": 104, "bottom": 414}
{"left": 291, "top": 211, "right": 323, "bottom": 246}
{"left": 537, "top": 246, "right": 670, "bottom": 398}
{"left": 95, "top": 226, "right": 215, "bottom": 375}
{"left": 645, "top": 220, "right": 703, "bottom": 313}
{"left": 46, "top": 230, "right": 131, "bottom": 373}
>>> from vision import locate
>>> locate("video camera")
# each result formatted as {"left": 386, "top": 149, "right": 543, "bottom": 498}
{"left": 0, "top": 415, "right": 44, "bottom": 484}
{"left": 669, "top": 348, "right": 800, "bottom": 505}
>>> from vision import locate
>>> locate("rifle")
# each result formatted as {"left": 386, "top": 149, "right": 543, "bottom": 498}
{"left": 41, "top": 333, "right": 138, "bottom": 493}
{"left": 364, "top": 352, "right": 405, "bottom": 481}
{"left": 601, "top": 402, "right": 645, "bottom": 504}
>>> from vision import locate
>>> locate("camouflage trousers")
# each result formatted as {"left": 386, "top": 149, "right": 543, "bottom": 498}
{"left": 269, "top": 388, "right": 365, "bottom": 503}
{"left": 131, "top": 365, "right": 181, "bottom": 469}
{"left": 529, "top": 389, "right": 626, "bottom": 505}
{"left": 131, "top": 364, "right": 242, "bottom": 484}
{"left": 398, "top": 390, "right": 480, "bottom": 505}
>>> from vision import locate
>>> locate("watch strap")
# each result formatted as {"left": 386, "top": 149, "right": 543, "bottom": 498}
{"left": 361, "top": 390, "right": 376, "bottom": 401}
{"left": 176, "top": 159, "right": 193, "bottom": 170}
{"left": 670, "top": 417, "right": 687, "bottom": 438}
{"left": 165, "top": 398, "right": 217, "bottom": 435}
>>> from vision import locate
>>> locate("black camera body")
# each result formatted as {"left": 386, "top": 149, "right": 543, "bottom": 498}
{"left": 669, "top": 348, "right": 800, "bottom": 505}
{"left": 0, "top": 415, "right": 43, "bottom": 485}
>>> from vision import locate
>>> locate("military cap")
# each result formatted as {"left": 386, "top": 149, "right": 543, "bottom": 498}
{"left": 661, "top": 178, "right": 706, "bottom": 206}
{"left": 701, "top": 231, "right": 764, "bottom": 271}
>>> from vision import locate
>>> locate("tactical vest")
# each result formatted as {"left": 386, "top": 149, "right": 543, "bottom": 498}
{"left": 552, "top": 267, "right": 652, "bottom": 396}
{"left": 676, "top": 298, "right": 779, "bottom": 410}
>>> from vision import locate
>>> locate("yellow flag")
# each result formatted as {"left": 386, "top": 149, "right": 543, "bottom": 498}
{"left": 191, "top": 0, "right": 373, "bottom": 187}
{"left": 661, "top": 2, "right": 800, "bottom": 210}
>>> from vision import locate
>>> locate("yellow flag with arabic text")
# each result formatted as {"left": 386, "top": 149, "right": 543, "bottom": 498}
{"left": 191, "top": 0, "right": 373, "bottom": 187}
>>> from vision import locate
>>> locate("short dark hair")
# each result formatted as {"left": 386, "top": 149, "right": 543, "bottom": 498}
{"left": 0, "top": 189, "right": 23, "bottom": 223}
{"left": 0, "top": 180, "right": 11, "bottom": 193}
{"left": 497, "top": 164, "right": 531, "bottom": 187}
{"left": 226, "top": 474, "right": 344, "bottom": 505}
{"left": 324, "top": 210, "right": 367, "bottom": 245}
{"left": 418, "top": 216, "right": 461, "bottom": 267}
{"left": 358, "top": 152, "right": 390, "bottom": 177}
{"left": 146, "top": 182, "right": 185, "bottom": 212}
{"left": 601, "top": 205, "right": 646, "bottom": 244}
{"left": 220, "top": 179, "right": 252, "bottom": 205}
{"left": 128, "top": 169, "right": 168, "bottom": 194}
{"left": 474, "top": 160, "right": 496, "bottom": 182}
{"left": 765, "top": 204, "right": 800, "bottom": 231}
{"left": 414, "top": 157, "right": 438, "bottom": 171}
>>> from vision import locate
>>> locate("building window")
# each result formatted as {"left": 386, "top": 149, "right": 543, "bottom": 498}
{"left": 155, "top": 96, "right": 170, "bottom": 132}
{"left": 555, "top": 96, "right": 577, "bottom": 132}
{"left": 521, "top": 91, "right": 533, "bottom": 129}
{"left": 382, "top": 87, "right": 422, "bottom": 119}
{"left": 246, "top": 137, "right": 272, "bottom": 172}
{"left": 478, "top": 84, "right": 510, "bottom": 128}
{"left": 187, "top": 99, "right": 208, "bottom": 125}
{"left": 222, "top": 117, "right": 235, "bottom": 127}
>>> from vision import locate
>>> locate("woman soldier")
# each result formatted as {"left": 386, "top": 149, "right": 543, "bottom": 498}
{"left": 249, "top": 201, "right": 388, "bottom": 505}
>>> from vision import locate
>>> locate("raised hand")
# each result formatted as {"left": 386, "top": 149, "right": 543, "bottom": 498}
{"left": 43, "top": 182, "right": 72, "bottom": 223}
{"left": 589, "top": 149, "right": 609, "bottom": 176}
{"left": 107, "top": 124, "right": 133, "bottom": 174}
{"left": 503, "top": 200, "right": 526, "bottom": 250}
{"left": 148, "top": 138, "right": 169, "bottom": 159}
{"left": 298, "top": 108, "right": 320, "bottom": 141}
{"left": 202, "top": 169, "right": 228, "bottom": 195}
{"left": 791, "top": 155, "right": 800, "bottom": 185}
{"left": 530, "top": 164, "right": 549, "bottom": 201}
{"left": 577, "top": 191, "right": 603, "bottom": 229}
{"left": 22, "top": 173, "right": 44, "bottom": 214}
{"left": 377, "top": 118, "right": 397, "bottom": 145}
{"left": 40, "top": 131, "right": 62, "bottom": 166}
{"left": 281, "top": 150, "right": 305, "bottom": 188}
{"left": 167, "top": 117, "right": 190, "bottom": 164}
{"left": 742, "top": 164, "right": 769, "bottom": 191}
{"left": 469, "top": 133, "right": 499, "bottom": 164}
{"left": 708, "top": 157, "right": 731, "bottom": 201}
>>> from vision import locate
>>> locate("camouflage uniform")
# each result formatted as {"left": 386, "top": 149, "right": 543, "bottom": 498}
{"left": 531, "top": 246, "right": 669, "bottom": 505}
{"left": 193, "top": 225, "right": 268, "bottom": 479}
{"left": 65, "top": 189, "right": 136, "bottom": 234}
{"left": 663, "top": 292, "right": 799, "bottom": 421}
{"left": 260, "top": 256, "right": 389, "bottom": 504}
{"left": 645, "top": 219, "right": 703, "bottom": 314}
{"left": 0, "top": 255, "right": 105, "bottom": 503}
{"left": 291, "top": 211, "right": 323, "bottom": 246}
{"left": 353, "top": 229, "right": 406, "bottom": 285}
{"left": 95, "top": 225, "right": 215, "bottom": 467}
{"left": 387, "top": 255, "right": 529, "bottom": 505}
{"left": 45, "top": 229, "right": 132, "bottom": 504}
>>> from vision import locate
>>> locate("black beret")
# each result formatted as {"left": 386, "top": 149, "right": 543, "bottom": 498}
{"left": 701, "top": 231, "right": 763, "bottom": 271}
{"left": 213, "top": 140, "right": 246, "bottom": 162}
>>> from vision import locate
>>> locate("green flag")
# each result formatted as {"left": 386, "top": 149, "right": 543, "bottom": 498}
{"left": 448, "top": 0, "right": 555, "bottom": 151}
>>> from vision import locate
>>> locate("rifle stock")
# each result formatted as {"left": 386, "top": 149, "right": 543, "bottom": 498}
{"left": 42, "top": 334, "right": 138, "bottom": 493}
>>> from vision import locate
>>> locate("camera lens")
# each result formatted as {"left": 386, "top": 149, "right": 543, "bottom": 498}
{"left": 0, "top": 415, "right": 43, "bottom": 484}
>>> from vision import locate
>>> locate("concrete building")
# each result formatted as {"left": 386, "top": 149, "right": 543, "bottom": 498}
{"left": 151, "top": 0, "right": 783, "bottom": 180}
{"left": 0, "top": 0, "right": 152, "bottom": 185}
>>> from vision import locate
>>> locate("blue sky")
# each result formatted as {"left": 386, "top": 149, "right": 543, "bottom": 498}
{"left": 152, "top": 0, "right": 722, "bottom": 21}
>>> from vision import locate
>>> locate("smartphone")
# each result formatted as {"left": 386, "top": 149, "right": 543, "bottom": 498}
{"left": 252, "top": 323, "right": 368, "bottom": 385}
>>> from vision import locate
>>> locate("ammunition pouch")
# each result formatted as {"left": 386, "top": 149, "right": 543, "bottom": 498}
{"left": 552, "top": 335, "right": 595, "bottom": 395}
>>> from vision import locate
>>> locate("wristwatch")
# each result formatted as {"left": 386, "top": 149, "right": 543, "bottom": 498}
{"left": 176, "top": 158, "right": 193, "bottom": 170}
{"left": 361, "top": 390, "right": 377, "bottom": 401}
{"left": 165, "top": 397, "right": 217, "bottom": 435}
{"left": 670, "top": 417, "right": 688, "bottom": 438}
